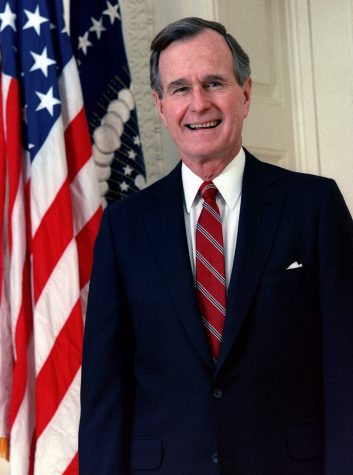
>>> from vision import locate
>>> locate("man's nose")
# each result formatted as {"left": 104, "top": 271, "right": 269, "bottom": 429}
{"left": 191, "top": 86, "right": 210, "bottom": 112}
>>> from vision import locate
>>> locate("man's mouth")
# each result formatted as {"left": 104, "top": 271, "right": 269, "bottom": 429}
{"left": 186, "top": 120, "right": 221, "bottom": 130}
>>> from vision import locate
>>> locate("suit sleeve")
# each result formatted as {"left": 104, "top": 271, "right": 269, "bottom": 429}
{"left": 318, "top": 180, "right": 353, "bottom": 474}
{"left": 79, "top": 207, "right": 134, "bottom": 475}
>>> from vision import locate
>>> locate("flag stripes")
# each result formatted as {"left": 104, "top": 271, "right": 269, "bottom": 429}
{"left": 0, "top": 1, "right": 102, "bottom": 473}
{"left": 0, "top": 68, "right": 12, "bottom": 449}
{"left": 35, "top": 300, "right": 83, "bottom": 437}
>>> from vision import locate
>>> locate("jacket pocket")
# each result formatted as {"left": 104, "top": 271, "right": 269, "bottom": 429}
{"left": 259, "top": 266, "right": 315, "bottom": 289}
{"left": 130, "top": 437, "right": 163, "bottom": 470}
{"left": 286, "top": 425, "right": 323, "bottom": 460}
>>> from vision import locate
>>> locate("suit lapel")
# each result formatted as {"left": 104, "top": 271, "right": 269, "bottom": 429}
{"left": 142, "top": 164, "right": 214, "bottom": 370}
{"left": 141, "top": 155, "right": 285, "bottom": 374}
{"left": 216, "top": 153, "right": 285, "bottom": 375}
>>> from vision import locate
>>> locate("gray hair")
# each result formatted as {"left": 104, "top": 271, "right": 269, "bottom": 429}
{"left": 150, "top": 17, "right": 251, "bottom": 98}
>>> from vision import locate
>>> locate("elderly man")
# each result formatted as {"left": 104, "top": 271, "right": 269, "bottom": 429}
{"left": 79, "top": 17, "right": 353, "bottom": 475}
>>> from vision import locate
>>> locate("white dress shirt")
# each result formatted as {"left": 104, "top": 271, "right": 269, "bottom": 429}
{"left": 182, "top": 147, "right": 245, "bottom": 289}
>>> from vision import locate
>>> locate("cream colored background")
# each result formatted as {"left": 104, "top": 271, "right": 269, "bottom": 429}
{"left": 0, "top": 459, "right": 8, "bottom": 475}
{"left": 127, "top": 0, "right": 353, "bottom": 214}
{"left": 1, "top": 0, "right": 352, "bottom": 473}
{"left": 122, "top": 0, "right": 353, "bottom": 213}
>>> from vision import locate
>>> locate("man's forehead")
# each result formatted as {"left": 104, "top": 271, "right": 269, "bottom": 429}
{"left": 159, "top": 33, "right": 232, "bottom": 74}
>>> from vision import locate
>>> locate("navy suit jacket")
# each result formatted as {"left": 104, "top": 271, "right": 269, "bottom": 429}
{"left": 79, "top": 151, "right": 353, "bottom": 475}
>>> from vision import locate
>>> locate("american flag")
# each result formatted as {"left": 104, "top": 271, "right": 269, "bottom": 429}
{"left": 70, "top": 0, "right": 146, "bottom": 205}
{"left": 0, "top": 0, "right": 102, "bottom": 473}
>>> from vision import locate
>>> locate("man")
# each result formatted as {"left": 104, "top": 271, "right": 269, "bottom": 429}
{"left": 78, "top": 17, "right": 353, "bottom": 475}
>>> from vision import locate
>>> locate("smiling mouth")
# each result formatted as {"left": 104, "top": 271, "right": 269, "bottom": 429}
{"left": 186, "top": 120, "right": 221, "bottom": 130}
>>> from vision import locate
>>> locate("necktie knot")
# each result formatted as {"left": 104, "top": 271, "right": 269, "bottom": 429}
{"left": 200, "top": 181, "right": 218, "bottom": 202}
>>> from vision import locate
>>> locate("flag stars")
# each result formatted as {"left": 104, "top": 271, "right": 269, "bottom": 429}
{"left": 35, "top": 86, "right": 60, "bottom": 116}
{"left": 127, "top": 149, "right": 137, "bottom": 160}
{"left": 103, "top": 1, "right": 120, "bottom": 25}
{"left": 77, "top": 3, "right": 119, "bottom": 57}
{"left": 30, "top": 47, "right": 56, "bottom": 77}
{"left": 120, "top": 181, "right": 129, "bottom": 192}
{"left": 0, "top": 3, "right": 16, "bottom": 31}
{"left": 90, "top": 16, "right": 106, "bottom": 39}
{"left": 78, "top": 31, "right": 92, "bottom": 55}
{"left": 123, "top": 165, "right": 133, "bottom": 176}
{"left": 23, "top": 6, "right": 49, "bottom": 35}
{"left": 133, "top": 135, "right": 141, "bottom": 146}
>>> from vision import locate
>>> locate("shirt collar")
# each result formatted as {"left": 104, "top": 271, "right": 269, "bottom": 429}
{"left": 182, "top": 147, "right": 245, "bottom": 213}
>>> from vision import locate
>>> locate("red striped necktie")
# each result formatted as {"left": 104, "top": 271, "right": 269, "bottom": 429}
{"left": 196, "top": 181, "right": 226, "bottom": 361}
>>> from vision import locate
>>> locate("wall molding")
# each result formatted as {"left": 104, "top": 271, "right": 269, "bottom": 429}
{"left": 120, "top": 0, "right": 164, "bottom": 184}
{"left": 284, "top": 0, "right": 321, "bottom": 175}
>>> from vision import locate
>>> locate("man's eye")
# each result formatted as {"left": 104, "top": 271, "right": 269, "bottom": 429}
{"left": 206, "top": 81, "right": 221, "bottom": 88}
{"left": 174, "top": 87, "right": 188, "bottom": 94}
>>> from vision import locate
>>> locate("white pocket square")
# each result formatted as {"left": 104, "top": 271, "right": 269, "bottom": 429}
{"left": 286, "top": 261, "right": 303, "bottom": 270}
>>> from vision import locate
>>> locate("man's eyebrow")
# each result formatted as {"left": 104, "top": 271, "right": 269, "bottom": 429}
{"left": 167, "top": 75, "right": 227, "bottom": 91}
{"left": 202, "top": 74, "right": 226, "bottom": 83}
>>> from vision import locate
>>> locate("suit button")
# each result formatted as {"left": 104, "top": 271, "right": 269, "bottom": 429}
{"left": 213, "top": 388, "right": 223, "bottom": 399}
{"left": 212, "top": 452, "right": 219, "bottom": 464}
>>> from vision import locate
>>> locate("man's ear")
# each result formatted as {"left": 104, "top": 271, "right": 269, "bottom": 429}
{"left": 242, "top": 78, "right": 252, "bottom": 119}
{"left": 152, "top": 91, "right": 168, "bottom": 128}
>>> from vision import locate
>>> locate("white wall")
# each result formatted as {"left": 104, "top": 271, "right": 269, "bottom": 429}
{"left": 148, "top": 0, "right": 353, "bottom": 213}
{"left": 0, "top": 459, "right": 9, "bottom": 475}
{"left": 309, "top": 0, "right": 353, "bottom": 213}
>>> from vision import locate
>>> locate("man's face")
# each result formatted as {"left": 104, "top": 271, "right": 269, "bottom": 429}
{"left": 153, "top": 28, "right": 252, "bottom": 169}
